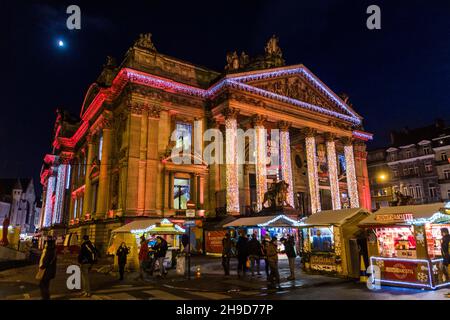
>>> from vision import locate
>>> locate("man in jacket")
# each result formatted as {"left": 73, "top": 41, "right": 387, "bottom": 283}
{"left": 222, "top": 233, "right": 233, "bottom": 276}
{"left": 152, "top": 236, "right": 168, "bottom": 277}
{"left": 78, "top": 235, "right": 97, "bottom": 297}
{"left": 441, "top": 228, "right": 450, "bottom": 276}
{"left": 248, "top": 234, "right": 262, "bottom": 276}
{"left": 38, "top": 238, "right": 57, "bottom": 300}
{"left": 236, "top": 232, "right": 249, "bottom": 278}
{"left": 116, "top": 242, "right": 130, "bottom": 280}
{"left": 266, "top": 236, "right": 280, "bottom": 288}
{"left": 282, "top": 235, "right": 297, "bottom": 280}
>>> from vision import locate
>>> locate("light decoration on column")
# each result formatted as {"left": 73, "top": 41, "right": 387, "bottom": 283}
{"left": 344, "top": 143, "right": 359, "bottom": 208}
{"left": 225, "top": 117, "right": 240, "bottom": 214}
{"left": 305, "top": 136, "right": 321, "bottom": 213}
{"left": 255, "top": 124, "right": 268, "bottom": 212}
{"left": 280, "top": 129, "right": 294, "bottom": 207}
{"left": 326, "top": 139, "right": 341, "bottom": 210}
{"left": 52, "top": 164, "right": 67, "bottom": 225}
{"left": 43, "top": 175, "right": 55, "bottom": 227}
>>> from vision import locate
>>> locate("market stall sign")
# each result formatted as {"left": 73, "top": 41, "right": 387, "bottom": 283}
{"left": 186, "top": 209, "right": 196, "bottom": 218}
{"left": 382, "top": 260, "right": 423, "bottom": 283}
{"left": 375, "top": 213, "right": 413, "bottom": 223}
{"left": 310, "top": 255, "right": 337, "bottom": 272}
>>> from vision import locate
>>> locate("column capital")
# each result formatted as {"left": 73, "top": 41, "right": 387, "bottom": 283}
{"left": 300, "top": 127, "right": 317, "bottom": 138}
{"left": 147, "top": 104, "right": 162, "bottom": 119}
{"left": 324, "top": 132, "right": 337, "bottom": 142}
{"left": 277, "top": 120, "right": 292, "bottom": 131}
{"left": 222, "top": 106, "right": 240, "bottom": 119}
{"left": 341, "top": 136, "right": 355, "bottom": 146}
{"left": 251, "top": 114, "right": 268, "bottom": 127}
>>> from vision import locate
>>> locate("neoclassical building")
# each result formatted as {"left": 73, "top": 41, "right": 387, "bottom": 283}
{"left": 39, "top": 34, "right": 372, "bottom": 252}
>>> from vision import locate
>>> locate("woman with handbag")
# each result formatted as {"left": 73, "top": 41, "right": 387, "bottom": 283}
{"left": 36, "top": 238, "right": 57, "bottom": 300}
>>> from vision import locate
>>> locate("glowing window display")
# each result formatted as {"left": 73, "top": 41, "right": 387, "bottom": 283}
{"left": 173, "top": 178, "right": 190, "bottom": 210}
{"left": 375, "top": 227, "right": 417, "bottom": 259}
{"left": 425, "top": 223, "right": 450, "bottom": 259}
{"left": 309, "top": 227, "right": 334, "bottom": 252}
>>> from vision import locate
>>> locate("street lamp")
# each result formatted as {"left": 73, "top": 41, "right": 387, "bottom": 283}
{"left": 379, "top": 174, "right": 386, "bottom": 181}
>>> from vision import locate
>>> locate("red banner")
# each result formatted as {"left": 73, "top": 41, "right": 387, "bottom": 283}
{"left": 382, "top": 260, "right": 419, "bottom": 283}
{"left": 205, "top": 230, "right": 226, "bottom": 254}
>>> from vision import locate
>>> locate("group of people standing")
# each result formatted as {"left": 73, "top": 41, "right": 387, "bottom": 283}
{"left": 137, "top": 235, "right": 169, "bottom": 280}
{"left": 222, "top": 231, "right": 297, "bottom": 288}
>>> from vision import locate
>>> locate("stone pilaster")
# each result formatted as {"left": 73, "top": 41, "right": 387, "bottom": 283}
{"left": 253, "top": 114, "right": 268, "bottom": 212}
{"left": 278, "top": 121, "right": 294, "bottom": 207}
{"left": 137, "top": 108, "right": 149, "bottom": 215}
{"left": 325, "top": 133, "right": 341, "bottom": 210}
{"left": 97, "top": 117, "right": 113, "bottom": 217}
{"left": 82, "top": 135, "right": 95, "bottom": 219}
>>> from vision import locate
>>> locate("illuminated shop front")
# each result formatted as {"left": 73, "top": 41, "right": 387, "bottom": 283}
{"left": 300, "top": 208, "right": 371, "bottom": 278}
{"left": 359, "top": 202, "right": 450, "bottom": 289}
{"left": 223, "top": 215, "right": 302, "bottom": 252}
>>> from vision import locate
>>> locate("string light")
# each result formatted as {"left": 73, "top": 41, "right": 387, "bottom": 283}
{"left": 257, "top": 214, "right": 301, "bottom": 227}
{"left": 43, "top": 175, "right": 55, "bottom": 227}
{"left": 280, "top": 130, "right": 294, "bottom": 207}
{"left": 408, "top": 212, "right": 450, "bottom": 225}
{"left": 225, "top": 118, "right": 240, "bottom": 214}
{"left": 52, "top": 164, "right": 67, "bottom": 225}
{"left": 326, "top": 140, "right": 341, "bottom": 210}
{"left": 255, "top": 125, "right": 268, "bottom": 212}
{"left": 352, "top": 130, "right": 373, "bottom": 141}
{"left": 344, "top": 144, "right": 359, "bottom": 208}
{"left": 306, "top": 136, "right": 321, "bottom": 213}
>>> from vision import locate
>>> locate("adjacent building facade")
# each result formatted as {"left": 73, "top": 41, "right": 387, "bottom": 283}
{"left": 39, "top": 34, "right": 372, "bottom": 252}
{"left": 368, "top": 120, "right": 450, "bottom": 210}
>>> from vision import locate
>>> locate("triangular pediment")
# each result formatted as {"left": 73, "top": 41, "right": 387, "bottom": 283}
{"left": 226, "top": 65, "right": 362, "bottom": 124}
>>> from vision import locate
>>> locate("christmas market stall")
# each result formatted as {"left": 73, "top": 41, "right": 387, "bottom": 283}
{"left": 223, "top": 214, "right": 302, "bottom": 252}
{"left": 299, "top": 208, "right": 371, "bottom": 278}
{"left": 108, "top": 218, "right": 186, "bottom": 271}
{"left": 359, "top": 202, "right": 450, "bottom": 289}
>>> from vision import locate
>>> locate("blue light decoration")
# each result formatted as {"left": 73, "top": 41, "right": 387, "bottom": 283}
{"left": 369, "top": 256, "right": 450, "bottom": 289}
{"left": 124, "top": 66, "right": 364, "bottom": 126}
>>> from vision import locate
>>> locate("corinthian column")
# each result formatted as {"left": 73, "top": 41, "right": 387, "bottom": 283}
{"left": 137, "top": 107, "right": 148, "bottom": 215}
{"left": 43, "top": 173, "right": 56, "bottom": 227}
{"left": 278, "top": 121, "right": 294, "bottom": 207}
{"left": 97, "top": 115, "right": 113, "bottom": 217}
{"left": 343, "top": 137, "right": 359, "bottom": 208}
{"left": 224, "top": 107, "right": 240, "bottom": 215}
{"left": 82, "top": 135, "right": 94, "bottom": 219}
{"left": 325, "top": 133, "right": 341, "bottom": 210}
{"left": 303, "top": 128, "right": 321, "bottom": 213}
{"left": 253, "top": 114, "right": 268, "bottom": 212}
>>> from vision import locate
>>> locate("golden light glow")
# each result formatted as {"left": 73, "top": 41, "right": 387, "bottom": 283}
{"left": 255, "top": 125, "right": 268, "bottom": 211}
{"left": 225, "top": 118, "right": 240, "bottom": 214}
{"left": 306, "top": 136, "right": 321, "bottom": 213}
{"left": 344, "top": 144, "right": 359, "bottom": 208}
{"left": 280, "top": 130, "right": 294, "bottom": 207}
{"left": 326, "top": 140, "right": 341, "bottom": 210}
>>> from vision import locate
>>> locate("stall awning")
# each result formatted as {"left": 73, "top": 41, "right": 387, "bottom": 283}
{"left": 223, "top": 214, "right": 301, "bottom": 228}
{"left": 111, "top": 218, "right": 186, "bottom": 234}
{"left": 300, "top": 208, "right": 370, "bottom": 226}
{"left": 359, "top": 202, "right": 450, "bottom": 226}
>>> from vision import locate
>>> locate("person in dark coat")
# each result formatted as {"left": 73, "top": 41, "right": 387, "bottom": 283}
{"left": 248, "top": 234, "right": 262, "bottom": 276}
{"left": 266, "top": 236, "right": 280, "bottom": 288}
{"left": 152, "top": 236, "right": 168, "bottom": 277}
{"left": 282, "top": 235, "right": 297, "bottom": 280}
{"left": 236, "top": 232, "right": 249, "bottom": 278}
{"left": 261, "top": 235, "right": 270, "bottom": 278}
{"left": 441, "top": 228, "right": 450, "bottom": 277}
{"left": 222, "top": 233, "right": 233, "bottom": 276}
{"left": 38, "top": 239, "right": 57, "bottom": 300}
{"left": 116, "top": 242, "right": 130, "bottom": 280}
{"left": 78, "top": 235, "right": 97, "bottom": 297}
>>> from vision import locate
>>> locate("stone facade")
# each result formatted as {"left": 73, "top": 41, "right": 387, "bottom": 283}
{"left": 39, "top": 34, "right": 372, "bottom": 252}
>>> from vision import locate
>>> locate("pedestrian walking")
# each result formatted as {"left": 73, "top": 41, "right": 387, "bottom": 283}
{"left": 152, "top": 236, "right": 168, "bottom": 277}
{"left": 266, "top": 236, "right": 280, "bottom": 288}
{"left": 138, "top": 236, "right": 149, "bottom": 280}
{"left": 282, "top": 234, "right": 297, "bottom": 280}
{"left": 248, "top": 234, "right": 262, "bottom": 276}
{"left": 261, "top": 235, "right": 271, "bottom": 278}
{"left": 222, "top": 232, "right": 233, "bottom": 276}
{"left": 440, "top": 228, "right": 450, "bottom": 297}
{"left": 116, "top": 242, "right": 130, "bottom": 280}
{"left": 36, "top": 238, "right": 57, "bottom": 300}
{"left": 236, "top": 232, "right": 249, "bottom": 278}
{"left": 78, "top": 235, "right": 97, "bottom": 297}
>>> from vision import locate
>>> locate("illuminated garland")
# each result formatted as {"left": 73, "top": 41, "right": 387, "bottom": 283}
{"left": 255, "top": 125, "right": 268, "bottom": 212}
{"left": 225, "top": 118, "right": 240, "bottom": 214}
{"left": 257, "top": 214, "right": 301, "bottom": 227}
{"left": 326, "top": 140, "right": 341, "bottom": 210}
{"left": 130, "top": 218, "right": 186, "bottom": 234}
{"left": 52, "top": 164, "right": 67, "bottom": 225}
{"left": 43, "top": 175, "right": 55, "bottom": 227}
{"left": 352, "top": 130, "right": 373, "bottom": 141}
{"left": 306, "top": 136, "right": 321, "bottom": 213}
{"left": 408, "top": 212, "right": 450, "bottom": 225}
{"left": 344, "top": 144, "right": 359, "bottom": 208}
{"left": 280, "top": 130, "right": 294, "bottom": 207}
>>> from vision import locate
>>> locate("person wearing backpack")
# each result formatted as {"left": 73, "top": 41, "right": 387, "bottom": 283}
{"left": 78, "top": 235, "right": 97, "bottom": 297}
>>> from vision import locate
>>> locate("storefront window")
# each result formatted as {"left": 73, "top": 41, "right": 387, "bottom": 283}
{"left": 309, "top": 227, "right": 334, "bottom": 252}
{"left": 174, "top": 178, "right": 190, "bottom": 210}
{"left": 375, "top": 227, "right": 416, "bottom": 258}
{"left": 425, "top": 223, "right": 450, "bottom": 259}
{"left": 175, "top": 122, "right": 192, "bottom": 151}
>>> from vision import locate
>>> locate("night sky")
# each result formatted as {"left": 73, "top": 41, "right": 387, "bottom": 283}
{"left": 1, "top": 0, "right": 450, "bottom": 193}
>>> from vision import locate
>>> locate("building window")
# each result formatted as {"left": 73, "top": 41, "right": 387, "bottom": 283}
{"left": 173, "top": 178, "right": 190, "bottom": 210}
{"left": 98, "top": 132, "right": 104, "bottom": 161}
{"left": 425, "top": 162, "right": 432, "bottom": 172}
{"left": 409, "top": 185, "right": 415, "bottom": 198}
{"left": 393, "top": 169, "right": 398, "bottom": 177}
{"left": 429, "top": 184, "right": 438, "bottom": 198}
{"left": 423, "top": 146, "right": 430, "bottom": 155}
{"left": 445, "top": 169, "right": 450, "bottom": 180}
{"left": 406, "top": 150, "right": 412, "bottom": 158}
{"left": 414, "top": 166, "right": 419, "bottom": 174}
{"left": 403, "top": 186, "right": 408, "bottom": 196}
{"left": 175, "top": 122, "right": 192, "bottom": 152}
{"left": 403, "top": 168, "right": 408, "bottom": 176}
{"left": 390, "top": 153, "right": 396, "bottom": 161}
{"left": 73, "top": 199, "right": 78, "bottom": 219}
{"left": 441, "top": 152, "right": 448, "bottom": 162}
{"left": 447, "top": 190, "right": 450, "bottom": 200}
{"left": 66, "top": 164, "right": 71, "bottom": 190}
{"left": 415, "top": 185, "right": 422, "bottom": 198}
{"left": 409, "top": 166, "right": 414, "bottom": 175}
